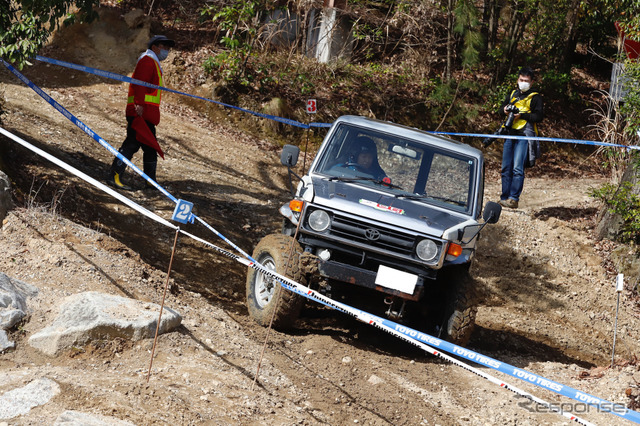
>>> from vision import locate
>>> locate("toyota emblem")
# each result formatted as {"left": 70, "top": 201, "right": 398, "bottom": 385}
{"left": 364, "top": 228, "right": 380, "bottom": 241}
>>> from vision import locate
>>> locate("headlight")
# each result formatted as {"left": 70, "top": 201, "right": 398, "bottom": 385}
{"left": 308, "top": 209, "right": 331, "bottom": 232}
{"left": 416, "top": 239, "right": 438, "bottom": 262}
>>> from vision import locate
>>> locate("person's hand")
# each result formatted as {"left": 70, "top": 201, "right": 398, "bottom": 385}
{"left": 135, "top": 104, "right": 144, "bottom": 116}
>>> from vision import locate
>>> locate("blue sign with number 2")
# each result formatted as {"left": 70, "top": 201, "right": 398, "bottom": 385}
{"left": 172, "top": 199, "right": 194, "bottom": 224}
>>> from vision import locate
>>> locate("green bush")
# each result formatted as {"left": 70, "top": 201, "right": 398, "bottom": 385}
{"left": 590, "top": 178, "right": 640, "bottom": 244}
{"left": 540, "top": 69, "right": 574, "bottom": 100}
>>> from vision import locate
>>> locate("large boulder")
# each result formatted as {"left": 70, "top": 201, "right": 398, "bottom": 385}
{"left": 28, "top": 291, "right": 182, "bottom": 356}
{"left": 0, "top": 378, "right": 60, "bottom": 420}
{"left": 0, "top": 330, "right": 13, "bottom": 352}
{"left": 0, "top": 273, "right": 38, "bottom": 329}
{"left": 0, "top": 273, "right": 39, "bottom": 352}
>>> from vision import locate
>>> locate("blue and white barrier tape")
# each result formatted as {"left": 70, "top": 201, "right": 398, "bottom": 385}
{"left": 429, "top": 130, "right": 640, "bottom": 151}
{"left": 0, "top": 125, "right": 596, "bottom": 425}
{"left": 1, "top": 58, "right": 177, "bottom": 203}
{"left": 0, "top": 113, "right": 631, "bottom": 425}
{"left": 164, "top": 226, "right": 596, "bottom": 425}
{"left": 1, "top": 58, "right": 257, "bottom": 262}
{"left": 33, "top": 55, "right": 639, "bottom": 148}
{"left": 34, "top": 55, "right": 332, "bottom": 129}
{"left": 274, "top": 275, "right": 639, "bottom": 424}
{"left": 0, "top": 127, "right": 177, "bottom": 229}
{"left": 4, "top": 56, "right": 639, "bottom": 423}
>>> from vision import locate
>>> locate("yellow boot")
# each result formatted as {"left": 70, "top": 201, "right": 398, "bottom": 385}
{"left": 106, "top": 171, "right": 131, "bottom": 190}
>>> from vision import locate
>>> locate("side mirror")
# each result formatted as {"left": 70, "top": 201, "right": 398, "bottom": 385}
{"left": 454, "top": 202, "right": 502, "bottom": 244}
{"left": 281, "top": 144, "right": 300, "bottom": 167}
{"left": 483, "top": 201, "right": 502, "bottom": 224}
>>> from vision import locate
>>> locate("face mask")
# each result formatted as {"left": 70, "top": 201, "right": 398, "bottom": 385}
{"left": 518, "top": 81, "right": 531, "bottom": 92}
{"left": 157, "top": 49, "right": 169, "bottom": 61}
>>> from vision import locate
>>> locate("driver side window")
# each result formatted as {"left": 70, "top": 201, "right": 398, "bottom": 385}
{"left": 316, "top": 128, "right": 351, "bottom": 173}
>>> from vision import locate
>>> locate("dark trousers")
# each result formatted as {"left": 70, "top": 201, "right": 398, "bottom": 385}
{"left": 111, "top": 116, "right": 158, "bottom": 180}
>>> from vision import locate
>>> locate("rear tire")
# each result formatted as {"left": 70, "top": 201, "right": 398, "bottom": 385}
{"left": 246, "top": 234, "right": 305, "bottom": 329}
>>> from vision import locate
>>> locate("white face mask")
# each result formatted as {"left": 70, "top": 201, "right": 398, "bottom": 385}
{"left": 518, "top": 81, "right": 531, "bottom": 92}
{"left": 157, "top": 49, "right": 170, "bottom": 61}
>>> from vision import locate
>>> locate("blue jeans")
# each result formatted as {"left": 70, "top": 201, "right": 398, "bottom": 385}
{"left": 501, "top": 126, "right": 535, "bottom": 201}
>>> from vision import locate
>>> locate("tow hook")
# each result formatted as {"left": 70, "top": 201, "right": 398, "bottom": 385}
{"left": 384, "top": 297, "right": 406, "bottom": 320}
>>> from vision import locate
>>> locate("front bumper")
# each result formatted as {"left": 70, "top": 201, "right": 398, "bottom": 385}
{"left": 316, "top": 259, "right": 430, "bottom": 301}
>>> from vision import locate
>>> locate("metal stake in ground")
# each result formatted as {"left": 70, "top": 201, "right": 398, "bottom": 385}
{"left": 147, "top": 227, "right": 181, "bottom": 383}
{"left": 611, "top": 273, "right": 624, "bottom": 368}
{"left": 251, "top": 220, "right": 302, "bottom": 390}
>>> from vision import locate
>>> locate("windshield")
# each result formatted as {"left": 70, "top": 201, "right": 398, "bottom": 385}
{"left": 314, "top": 123, "right": 477, "bottom": 213}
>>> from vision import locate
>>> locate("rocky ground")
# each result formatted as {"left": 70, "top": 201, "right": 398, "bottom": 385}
{"left": 1, "top": 7, "right": 640, "bottom": 426}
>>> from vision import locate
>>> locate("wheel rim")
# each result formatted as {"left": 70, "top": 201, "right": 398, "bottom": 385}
{"left": 255, "top": 255, "right": 277, "bottom": 308}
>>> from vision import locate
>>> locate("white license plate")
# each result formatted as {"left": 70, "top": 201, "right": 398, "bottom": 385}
{"left": 374, "top": 265, "right": 418, "bottom": 295}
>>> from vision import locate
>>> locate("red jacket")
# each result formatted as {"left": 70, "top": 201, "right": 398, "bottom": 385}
{"left": 126, "top": 54, "right": 163, "bottom": 125}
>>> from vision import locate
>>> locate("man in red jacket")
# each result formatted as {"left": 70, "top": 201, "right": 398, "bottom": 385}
{"left": 107, "top": 35, "right": 174, "bottom": 189}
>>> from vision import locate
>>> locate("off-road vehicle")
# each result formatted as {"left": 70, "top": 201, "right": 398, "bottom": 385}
{"left": 246, "top": 115, "right": 501, "bottom": 345}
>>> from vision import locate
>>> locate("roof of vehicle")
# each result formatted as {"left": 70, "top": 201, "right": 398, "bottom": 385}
{"left": 333, "top": 115, "right": 483, "bottom": 159}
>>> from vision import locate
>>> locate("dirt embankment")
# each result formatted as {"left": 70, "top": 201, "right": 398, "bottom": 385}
{"left": 1, "top": 6, "right": 639, "bottom": 426}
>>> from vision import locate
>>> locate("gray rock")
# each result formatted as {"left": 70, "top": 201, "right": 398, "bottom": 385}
{"left": 0, "top": 378, "right": 60, "bottom": 419}
{"left": 0, "top": 273, "right": 39, "bottom": 330}
{"left": 0, "top": 329, "right": 14, "bottom": 352}
{"left": 28, "top": 291, "right": 182, "bottom": 356}
{"left": 0, "top": 170, "right": 12, "bottom": 224}
{"left": 54, "top": 410, "right": 136, "bottom": 426}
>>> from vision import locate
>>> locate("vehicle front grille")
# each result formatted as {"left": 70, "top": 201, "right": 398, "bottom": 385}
{"left": 324, "top": 212, "right": 416, "bottom": 255}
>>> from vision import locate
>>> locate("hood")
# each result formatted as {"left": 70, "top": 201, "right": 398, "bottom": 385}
{"left": 310, "top": 176, "right": 471, "bottom": 238}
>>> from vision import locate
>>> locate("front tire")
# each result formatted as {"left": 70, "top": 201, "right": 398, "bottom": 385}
{"left": 246, "top": 234, "right": 305, "bottom": 329}
{"left": 439, "top": 266, "right": 478, "bottom": 346}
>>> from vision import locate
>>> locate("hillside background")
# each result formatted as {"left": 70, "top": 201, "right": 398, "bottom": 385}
{"left": 76, "top": 0, "right": 626, "bottom": 159}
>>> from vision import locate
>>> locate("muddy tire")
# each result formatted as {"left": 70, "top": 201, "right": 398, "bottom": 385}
{"left": 246, "top": 234, "right": 305, "bottom": 329}
{"left": 440, "top": 266, "right": 478, "bottom": 346}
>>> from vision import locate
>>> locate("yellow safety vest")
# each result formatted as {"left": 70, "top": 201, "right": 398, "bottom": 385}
{"left": 508, "top": 90, "right": 539, "bottom": 133}
{"left": 127, "top": 57, "right": 163, "bottom": 107}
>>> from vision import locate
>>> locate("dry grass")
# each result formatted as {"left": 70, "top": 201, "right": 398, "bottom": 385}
{"left": 584, "top": 90, "right": 635, "bottom": 184}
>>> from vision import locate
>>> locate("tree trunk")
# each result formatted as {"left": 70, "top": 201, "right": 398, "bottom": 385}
{"left": 298, "top": 7, "right": 310, "bottom": 55}
{"left": 557, "top": 0, "right": 581, "bottom": 71}
{"left": 446, "top": 0, "right": 454, "bottom": 82}
{"left": 482, "top": 0, "right": 499, "bottom": 53}
{"left": 497, "top": 0, "right": 536, "bottom": 79}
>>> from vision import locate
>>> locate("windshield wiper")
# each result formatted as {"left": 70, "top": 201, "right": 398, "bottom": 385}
{"left": 395, "top": 193, "right": 428, "bottom": 200}
{"left": 328, "top": 176, "right": 403, "bottom": 189}
{"left": 396, "top": 193, "right": 466, "bottom": 207}
{"left": 428, "top": 195, "right": 466, "bottom": 206}
{"left": 328, "top": 176, "right": 376, "bottom": 183}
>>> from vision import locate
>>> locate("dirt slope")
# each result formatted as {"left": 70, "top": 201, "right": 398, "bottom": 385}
{"left": 1, "top": 7, "right": 640, "bottom": 425}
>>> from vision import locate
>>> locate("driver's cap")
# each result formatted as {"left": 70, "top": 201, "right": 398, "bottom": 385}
{"left": 353, "top": 136, "right": 376, "bottom": 154}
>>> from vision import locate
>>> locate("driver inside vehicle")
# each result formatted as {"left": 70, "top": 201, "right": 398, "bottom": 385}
{"left": 345, "top": 136, "right": 387, "bottom": 180}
